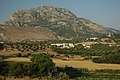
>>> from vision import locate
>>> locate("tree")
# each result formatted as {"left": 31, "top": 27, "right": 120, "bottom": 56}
{"left": 30, "top": 45, "right": 39, "bottom": 51}
{"left": 0, "top": 43, "right": 4, "bottom": 50}
{"left": 31, "top": 53, "right": 55, "bottom": 76}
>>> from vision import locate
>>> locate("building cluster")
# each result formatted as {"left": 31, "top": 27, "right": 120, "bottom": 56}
{"left": 51, "top": 43, "right": 74, "bottom": 48}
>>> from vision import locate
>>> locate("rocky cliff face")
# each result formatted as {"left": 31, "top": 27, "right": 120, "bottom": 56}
{"left": 1, "top": 6, "right": 120, "bottom": 41}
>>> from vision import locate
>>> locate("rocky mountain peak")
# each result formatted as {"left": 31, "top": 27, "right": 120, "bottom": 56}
{"left": 34, "top": 5, "right": 77, "bottom": 18}
{"left": 2, "top": 6, "right": 120, "bottom": 42}
{"left": 8, "top": 6, "right": 77, "bottom": 27}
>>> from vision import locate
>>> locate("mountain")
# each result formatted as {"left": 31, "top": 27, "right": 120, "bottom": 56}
{"left": 0, "top": 6, "right": 119, "bottom": 41}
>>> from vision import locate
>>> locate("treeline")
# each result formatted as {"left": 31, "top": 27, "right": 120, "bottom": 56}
{"left": 92, "top": 53, "right": 120, "bottom": 64}
{"left": 95, "top": 69, "right": 120, "bottom": 74}
{"left": 0, "top": 53, "right": 55, "bottom": 77}
{"left": 3, "top": 41, "right": 50, "bottom": 52}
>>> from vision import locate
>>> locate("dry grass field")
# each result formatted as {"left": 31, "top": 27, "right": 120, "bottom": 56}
{"left": 4, "top": 57, "right": 31, "bottom": 62}
{"left": 4, "top": 57, "right": 120, "bottom": 70}
{"left": 0, "top": 49, "right": 22, "bottom": 55}
{"left": 53, "top": 58, "right": 120, "bottom": 70}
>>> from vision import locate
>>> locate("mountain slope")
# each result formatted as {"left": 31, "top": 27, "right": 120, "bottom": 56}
{"left": 0, "top": 24, "right": 59, "bottom": 42}
{"left": 78, "top": 18, "right": 109, "bottom": 34}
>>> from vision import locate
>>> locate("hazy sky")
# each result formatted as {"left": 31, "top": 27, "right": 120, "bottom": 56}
{"left": 0, "top": 0, "right": 120, "bottom": 30}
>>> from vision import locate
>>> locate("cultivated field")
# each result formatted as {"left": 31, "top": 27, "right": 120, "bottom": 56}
{"left": 4, "top": 57, "right": 120, "bottom": 70}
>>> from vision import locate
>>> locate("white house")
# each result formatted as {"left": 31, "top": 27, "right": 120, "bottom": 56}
{"left": 51, "top": 43, "right": 74, "bottom": 48}
{"left": 89, "top": 37, "right": 98, "bottom": 40}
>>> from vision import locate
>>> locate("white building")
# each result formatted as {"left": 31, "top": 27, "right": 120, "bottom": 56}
{"left": 89, "top": 37, "right": 98, "bottom": 40}
{"left": 51, "top": 43, "right": 74, "bottom": 48}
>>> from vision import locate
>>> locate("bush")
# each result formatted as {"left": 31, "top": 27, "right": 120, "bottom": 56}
{"left": 57, "top": 66, "right": 83, "bottom": 78}
{"left": 56, "top": 72, "right": 69, "bottom": 80}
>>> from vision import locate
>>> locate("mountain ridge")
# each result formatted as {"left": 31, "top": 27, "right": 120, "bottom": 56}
{"left": 0, "top": 6, "right": 119, "bottom": 41}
